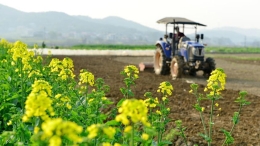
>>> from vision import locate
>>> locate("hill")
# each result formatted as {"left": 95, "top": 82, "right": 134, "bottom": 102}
{"left": 0, "top": 4, "right": 163, "bottom": 46}
{"left": 0, "top": 4, "right": 260, "bottom": 47}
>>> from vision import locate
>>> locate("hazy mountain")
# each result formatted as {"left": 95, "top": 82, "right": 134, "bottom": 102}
{"left": 0, "top": 4, "right": 163, "bottom": 46}
{"left": 0, "top": 4, "right": 260, "bottom": 47}
{"left": 198, "top": 27, "right": 260, "bottom": 47}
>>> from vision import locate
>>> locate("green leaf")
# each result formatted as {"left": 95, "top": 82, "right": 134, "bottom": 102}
{"left": 221, "top": 129, "right": 234, "bottom": 144}
{"left": 232, "top": 112, "right": 239, "bottom": 125}
{"left": 0, "top": 103, "right": 15, "bottom": 111}
{"left": 117, "top": 98, "right": 125, "bottom": 107}
{"left": 158, "top": 140, "right": 172, "bottom": 145}
{"left": 199, "top": 133, "right": 211, "bottom": 142}
{"left": 105, "top": 120, "right": 120, "bottom": 126}
{"left": 120, "top": 87, "right": 126, "bottom": 95}
{"left": 6, "top": 94, "right": 19, "bottom": 101}
{"left": 1, "top": 84, "right": 10, "bottom": 90}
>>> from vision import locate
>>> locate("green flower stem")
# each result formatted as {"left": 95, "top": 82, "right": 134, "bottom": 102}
{"left": 230, "top": 104, "right": 242, "bottom": 134}
{"left": 221, "top": 103, "right": 243, "bottom": 145}
{"left": 194, "top": 89, "right": 208, "bottom": 137}
{"left": 199, "top": 110, "right": 207, "bottom": 138}
{"left": 208, "top": 93, "right": 216, "bottom": 146}
{"left": 179, "top": 125, "right": 188, "bottom": 146}
{"left": 130, "top": 123, "right": 135, "bottom": 146}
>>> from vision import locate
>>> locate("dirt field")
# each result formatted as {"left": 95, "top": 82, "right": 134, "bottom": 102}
{"left": 53, "top": 54, "right": 260, "bottom": 146}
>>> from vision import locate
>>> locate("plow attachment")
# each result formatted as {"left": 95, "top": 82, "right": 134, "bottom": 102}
{"left": 138, "top": 62, "right": 154, "bottom": 71}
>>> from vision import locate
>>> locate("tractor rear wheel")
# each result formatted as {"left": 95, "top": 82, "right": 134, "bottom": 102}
{"left": 153, "top": 46, "right": 170, "bottom": 75}
{"left": 203, "top": 57, "right": 216, "bottom": 77}
{"left": 170, "top": 56, "right": 184, "bottom": 80}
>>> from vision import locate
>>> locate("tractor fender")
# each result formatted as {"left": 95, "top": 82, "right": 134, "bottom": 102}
{"left": 155, "top": 40, "right": 172, "bottom": 58}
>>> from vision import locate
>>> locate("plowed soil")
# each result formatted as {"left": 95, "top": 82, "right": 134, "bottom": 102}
{"left": 53, "top": 54, "right": 260, "bottom": 146}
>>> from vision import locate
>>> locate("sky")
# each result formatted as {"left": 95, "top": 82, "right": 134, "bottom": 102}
{"left": 1, "top": 0, "right": 259, "bottom": 32}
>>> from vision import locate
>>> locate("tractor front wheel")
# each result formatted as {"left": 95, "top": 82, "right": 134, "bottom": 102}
{"left": 203, "top": 57, "right": 216, "bottom": 77}
{"left": 153, "top": 46, "right": 170, "bottom": 75}
{"left": 170, "top": 56, "right": 184, "bottom": 80}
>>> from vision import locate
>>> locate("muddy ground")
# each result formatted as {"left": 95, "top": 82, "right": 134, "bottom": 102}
{"left": 53, "top": 54, "right": 260, "bottom": 146}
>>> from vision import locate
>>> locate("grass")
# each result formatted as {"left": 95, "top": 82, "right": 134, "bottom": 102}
{"left": 69, "top": 45, "right": 260, "bottom": 53}
{"left": 206, "top": 54, "right": 260, "bottom": 61}
{"left": 29, "top": 43, "right": 260, "bottom": 54}
{"left": 205, "top": 46, "right": 260, "bottom": 53}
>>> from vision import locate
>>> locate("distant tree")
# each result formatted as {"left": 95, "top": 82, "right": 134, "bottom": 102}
{"left": 42, "top": 41, "right": 46, "bottom": 48}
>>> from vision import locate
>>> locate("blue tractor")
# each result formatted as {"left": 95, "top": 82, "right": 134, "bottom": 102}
{"left": 153, "top": 17, "right": 216, "bottom": 80}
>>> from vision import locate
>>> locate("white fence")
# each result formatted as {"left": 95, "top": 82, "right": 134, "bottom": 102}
{"left": 29, "top": 49, "right": 155, "bottom": 56}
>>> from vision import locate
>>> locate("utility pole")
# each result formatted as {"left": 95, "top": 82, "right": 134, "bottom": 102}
{"left": 244, "top": 36, "right": 247, "bottom": 48}
{"left": 44, "top": 27, "right": 46, "bottom": 41}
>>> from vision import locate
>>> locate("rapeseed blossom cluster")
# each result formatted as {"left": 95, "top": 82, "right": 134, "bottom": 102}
{"left": 144, "top": 97, "right": 159, "bottom": 108}
{"left": 49, "top": 58, "right": 75, "bottom": 80}
{"left": 8, "top": 41, "right": 31, "bottom": 61}
{"left": 55, "top": 94, "right": 72, "bottom": 109}
{"left": 78, "top": 69, "right": 95, "bottom": 86}
{"left": 87, "top": 124, "right": 116, "bottom": 139}
{"left": 23, "top": 80, "right": 54, "bottom": 121}
{"left": 28, "top": 70, "right": 43, "bottom": 78}
{"left": 8, "top": 41, "right": 35, "bottom": 72}
{"left": 0, "top": 39, "right": 13, "bottom": 49}
{"left": 41, "top": 118, "right": 83, "bottom": 146}
{"left": 49, "top": 58, "right": 63, "bottom": 72}
{"left": 204, "top": 68, "right": 226, "bottom": 95}
{"left": 157, "top": 81, "right": 173, "bottom": 96}
{"left": 115, "top": 99, "right": 150, "bottom": 126}
{"left": 123, "top": 65, "right": 139, "bottom": 79}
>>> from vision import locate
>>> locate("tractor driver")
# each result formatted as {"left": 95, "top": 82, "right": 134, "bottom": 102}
{"left": 175, "top": 26, "right": 185, "bottom": 40}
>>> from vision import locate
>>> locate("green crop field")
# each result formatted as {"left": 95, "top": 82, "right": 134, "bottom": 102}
{"left": 68, "top": 45, "right": 260, "bottom": 53}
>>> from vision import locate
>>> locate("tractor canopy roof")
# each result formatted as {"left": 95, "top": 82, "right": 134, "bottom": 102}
{"left": 157, "top": 17, "right": 206, "bottom": 26}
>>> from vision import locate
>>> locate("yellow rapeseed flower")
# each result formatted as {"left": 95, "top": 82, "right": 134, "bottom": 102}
{"left": 124, "top": 126, "right": 132, "bottom": 133}
{"left": 141, "top": 133, "right": 149, "bottom": 140}
{"left": 103, "top": 127, "right": 116, "bottom": 139}
{"left": 66, "top": 103, "right": 72, "bottom": 109}
{"left": 115, "top": 99, "right": 150, "bottom": 127}
{"left": 123, "top": 65, "right": 139, "bottom": 79}
{"left": 204, "top": 68, "right": 226, "bottom": 95}
{"left": 62, "top": 57, "right": 74, "bottom": 70}
{"left": 41, "top": 118, "right": 83, "bottom": 145}
{"left": 79, "top": 69, "right": 95, "bottom": 86}
{"left": 7, "top": 120, "right": 12, "bottom": 126}
{"left": 156, "top": 110, "right": 162, "bottom": 115}
{"left": 162, "top": 96, "right": 167, "bottom": 101}
{"left": 87, "top": 124, "right": 100, "bottom": 139}
{"left": 49, "top": 135, "right": 62, "bottom": 146}
{"left": 0, "top": 39, "right": 13, "bottom": 49}
{"left": 23, "top": 80, "right": 54, "bottom": 121}
{"left": 201, "top": 107, "right": 205, "bottom": 112}
{"left": 114, "top": 143, "right": 121, "bottom": 146}
{"left": 34, "top": 126, "right": 40, "bottom": 134}
{"left": 144, "top": 97, "right": 159, "bottom": 108}
{"left": 102, "top": 142, "right": 112, "bottom": 146}
{"left": 87, "top": 124, "right": 116, "bottom": 140}
{"left": 157, "top": 81, "right": 173, "bottom": 96}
